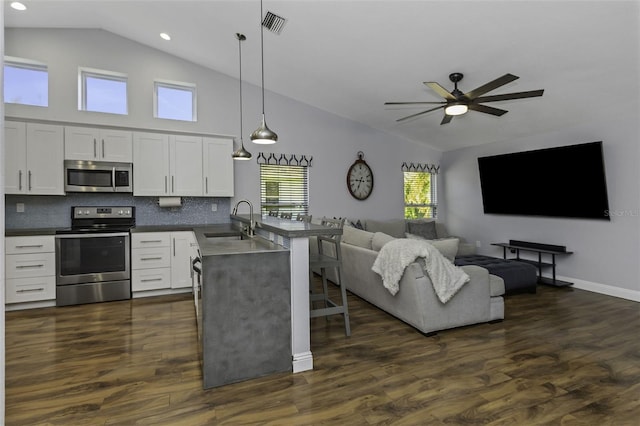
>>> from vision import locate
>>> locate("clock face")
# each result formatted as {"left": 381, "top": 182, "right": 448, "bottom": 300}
{"left": 347, "top": 160, "right": 374, "bottom": 200}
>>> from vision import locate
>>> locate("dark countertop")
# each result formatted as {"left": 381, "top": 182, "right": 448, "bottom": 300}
{"left": 131, "top": 223, "right": 236, "bottom": 234}
{"left": 231, "top": 214, "right": 342, "bottom": 238}
{"left": 5, "top": 228, "right": 60, "bottom": 237}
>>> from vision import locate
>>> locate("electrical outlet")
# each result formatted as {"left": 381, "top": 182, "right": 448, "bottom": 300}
{"left": 211, "top": 203, "right": 218, "bottom": 212}
{"left": 16, "top": 203, "right": 25, "bottom": 213}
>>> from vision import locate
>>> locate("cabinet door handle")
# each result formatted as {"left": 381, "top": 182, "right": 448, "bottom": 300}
{"left": 18, "top": 170, "right": 22, "bottom": 191}
{"left": 141, "top": 278, "right": 162, "bottom": 282}
{"left": 15, "top": 244, "right": 44, "bottom": 249}
{"left": 172, "top": 176, "right": 175, "bottom": 193}
{"left": 94, "top": 138, "right": 97, "bottom": 158}
{"left": 173, "top": 238, "right": 176, "bottom": 257}
{"left": 205, "top": 177, "right": 208, "bottom": 194}
{"left": 165, "top": 176, "right": 168, "bottom": 193}
{"left": 102, "top": 139, "right": 105, "bottom": 158}
{"left": 140, "top": 240, "right": 163, "bottom": 243}
{"left": 16, "top": 264, "right": 44, "bottom": 269}
{"left": 17, "top": 288, "right": 44, "bottom": 293}
{"left": 28, "top": 170, "right": 32, "bottom": 191}
{"left": 140, "top": 257, "right": 162, "bottom": 261}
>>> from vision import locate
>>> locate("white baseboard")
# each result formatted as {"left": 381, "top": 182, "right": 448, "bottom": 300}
{"left": 558, "top": 275, "right": 640, "bottom": 302}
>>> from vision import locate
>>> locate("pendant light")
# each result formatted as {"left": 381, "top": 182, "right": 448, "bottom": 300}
{"left": 232, "top": 33, "right": 252, "bottom": 160}
{"left": 250, "top": 0, "right": 278, "bottom": 144}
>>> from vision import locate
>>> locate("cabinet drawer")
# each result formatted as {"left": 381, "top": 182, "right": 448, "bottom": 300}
{"left": 6, "top": 236, "right": 55, "bottom": 254}
{"left": 132, "top": 268, "right": 171, "bottom": 291}
{"left": 6, "top": 276, "right": 56, "bottom": 304}
{"left": 132, "top": 247, "right": 171, "bottom": 269}
{"left": 5, "top": 252, "right": 55, "bottom": 279}
{"left": 131, "top": 233, "right": 171, "bottom": 249}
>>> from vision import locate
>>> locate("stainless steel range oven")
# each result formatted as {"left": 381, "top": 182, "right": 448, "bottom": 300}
{"left": 55, "top": 206, "right": 135, "bottom": 306}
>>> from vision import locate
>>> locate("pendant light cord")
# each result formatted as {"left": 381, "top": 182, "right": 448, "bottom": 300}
{"left": 238, "top": 35, "right": 244, "bottom": 141}
{"left": 260, "top": 0, "right": 265, "bottom": 114}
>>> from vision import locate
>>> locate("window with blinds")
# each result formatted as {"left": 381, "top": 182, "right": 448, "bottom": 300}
{"left": 260, "top": 164, "right": 309, "bottom": 216}
{"left": 404, "top": 171, "right": 437, "bottom": 219}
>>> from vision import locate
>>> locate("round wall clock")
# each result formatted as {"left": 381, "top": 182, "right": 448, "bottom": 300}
{"left": 347, "top": 151, "right": 374, "bottom": 200}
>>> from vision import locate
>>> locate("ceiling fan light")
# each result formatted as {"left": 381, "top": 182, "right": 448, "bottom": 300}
{"left": 445, "top": 103, "right": 468, "bottom": 116}
{"left": 250, "top": 114, "right": 278, "bottom": 144}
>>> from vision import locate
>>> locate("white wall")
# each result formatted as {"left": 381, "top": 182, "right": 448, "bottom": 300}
{"left": 4, "top": 28, "right": 441, "bottom": 221}
{"left": 441, "top": 114, "right": 640, "bottom": 300}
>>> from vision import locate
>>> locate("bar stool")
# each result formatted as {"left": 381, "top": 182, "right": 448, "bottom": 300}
{"left": 280, "top": 212, "right": 292, "bottom": 219}
{"left": 268, "top": 210, "right": 279, "bottom": 217}
{"left": 308, "top": 217, "right": 351, "bottom": 336}
{"left": 296, "top": 214, "right": 312, "bottom": 223}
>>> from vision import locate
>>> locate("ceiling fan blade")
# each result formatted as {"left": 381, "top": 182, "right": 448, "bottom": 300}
{"left": 474, "top": 89, "right": 544, "bottom": 103}
{"left": 468, "top": 103, "right": 508, "bottom": 116}
{"left": 384, "top": 101, "right": 447, "bottom": 105}
{"left": 440, "top": 114, "right": 453, "bottom": 125}
{"left": 423, "top": 82, "right": 456, "bottom": 100}
{"left": 396, "top": 105, "right": 445, "bottom": 122}
{"left": 464, "top": 73, "right": 519, "bottom": 100}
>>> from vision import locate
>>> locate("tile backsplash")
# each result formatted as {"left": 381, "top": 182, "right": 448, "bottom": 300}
{"left": 5, "top": 194, "right": 231, "bottom": 229}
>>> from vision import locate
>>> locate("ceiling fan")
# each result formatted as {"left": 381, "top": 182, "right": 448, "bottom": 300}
{"left": 385, "top": 73, "right": 544, "bottom": 125}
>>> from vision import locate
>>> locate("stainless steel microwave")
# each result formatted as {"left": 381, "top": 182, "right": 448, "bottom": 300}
{"left": 64, "top": 160, "right": 133, "bottom": 193}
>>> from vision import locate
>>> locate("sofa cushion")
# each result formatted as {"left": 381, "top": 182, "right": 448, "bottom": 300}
{"left": 342, "top": 225, "right": 374, "bottom": 249}
{"left": 365, "top": 219, "right": 406, "bottom": 238}
{"left": 406, "top": 233, "right": 459, "bottom": 262}
{"left": 407, "top": 220, "right": 438, "bottom": 240}
{"left": 371, "top": 232, "right": 396, "bottom": 251}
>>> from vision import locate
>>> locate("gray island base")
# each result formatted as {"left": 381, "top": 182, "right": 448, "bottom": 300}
{"left": 195, "top": 227, "right": 291, "bottom": 389}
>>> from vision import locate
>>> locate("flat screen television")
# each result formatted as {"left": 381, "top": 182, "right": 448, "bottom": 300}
{"left": 477, "top": 141, "right": 610, "bottom": 220}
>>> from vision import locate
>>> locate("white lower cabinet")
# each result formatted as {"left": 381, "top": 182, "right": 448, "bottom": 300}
{"left": 131, "top": 231, "right": 199, "bottom": 294}
{"left": 5, "top": 236, "right": 56, "bottom": 305}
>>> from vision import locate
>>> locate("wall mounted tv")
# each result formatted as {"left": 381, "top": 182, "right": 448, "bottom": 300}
{"left": 477, "top": 141, "right": 610, "bottom": 220}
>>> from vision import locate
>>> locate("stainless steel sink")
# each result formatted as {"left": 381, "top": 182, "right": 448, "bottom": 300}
{"left": 203, "top": 233, "right": 248, "bottom": 242}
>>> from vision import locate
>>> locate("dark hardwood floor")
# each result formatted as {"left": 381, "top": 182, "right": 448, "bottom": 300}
{"left": 5, "top": 282, "right": 639, "bottom": 425}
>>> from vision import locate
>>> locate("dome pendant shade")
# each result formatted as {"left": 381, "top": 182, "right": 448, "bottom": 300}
{"left": 232, "top": 138, "right": 252, "bottom": 160}
{"left": 251, "top": 113, "right": 278, "bottom": 144}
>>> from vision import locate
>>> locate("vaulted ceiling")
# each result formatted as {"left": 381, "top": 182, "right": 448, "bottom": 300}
{"left": 4, "top": 1, "right": 639, "bottom": 152}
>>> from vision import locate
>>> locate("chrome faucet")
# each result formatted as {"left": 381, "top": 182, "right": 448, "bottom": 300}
{"left": 232, "top": 199, "right": 255, "bottom": 236}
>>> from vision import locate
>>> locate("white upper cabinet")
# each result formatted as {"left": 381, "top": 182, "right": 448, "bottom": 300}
{"left": 202, "top": 137, "right": 234, "bottom": 197}
{"left": 170, "top": 135, "right": 203, "bottom": 196}
{"left": 5, "top": 121, "right": 64, "bottom": 195}
{"left": 65, "top": 126, "right": 132, "bottom": 162}
{"left": 133, "top": 132, "right": 203, "bottom": 196}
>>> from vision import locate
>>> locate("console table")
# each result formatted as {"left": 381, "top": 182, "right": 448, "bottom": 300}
{"left": 491, "top": 241, "right": 573, "bottom": 287}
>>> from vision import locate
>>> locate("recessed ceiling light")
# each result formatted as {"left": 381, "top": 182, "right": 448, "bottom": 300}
{"left": 160, "top": 33, "right": 171, "bottom": 41}
{"left": 11, "top": 2, "right": 27, "bottom": 11}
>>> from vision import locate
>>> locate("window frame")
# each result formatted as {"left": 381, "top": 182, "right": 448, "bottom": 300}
{"left": 403, "top": 170, "right": 438, "bottom": 219}
{"left": 3, "top": 56, "right": 49, "bottom": 107}
{"left": 153, "top": 79, "right": 197, "bottom": 122}
{"left": 259, "top": 164, "right": 309, "bottom": 217}
{"left": 78, "top": 67, "right": 128, "bottom": 115}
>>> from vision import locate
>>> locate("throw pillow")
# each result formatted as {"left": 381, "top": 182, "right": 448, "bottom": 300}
{"left": 342, "top": 226, "right": 374, "bottom": 249}
{"left": 372, "top": 232, "right": 396, "bottom": 251}
{"left": 405, "top": 233, "right": 459, "bottom": 262}
{"left": 406, "top": 220, "right": 438, "bottom": 240}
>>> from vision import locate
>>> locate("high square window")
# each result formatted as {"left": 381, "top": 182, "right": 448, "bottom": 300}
{"left": 154, "top": 80, "right": 196, "bottom": 122}
{"left": 78, "top": 67, "right": 128, "bottom": 115}
{"left": 4, "top": 56, "right": 48, "bottom": 107}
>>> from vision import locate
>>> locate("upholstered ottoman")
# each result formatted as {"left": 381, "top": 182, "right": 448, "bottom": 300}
{"left": 455, "top": 255, "right": 537, "bottom": 294}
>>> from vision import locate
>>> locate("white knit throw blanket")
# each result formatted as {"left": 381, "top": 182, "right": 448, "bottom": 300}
{"left": 372, "top": 238, "right": 470, "bottom": 303}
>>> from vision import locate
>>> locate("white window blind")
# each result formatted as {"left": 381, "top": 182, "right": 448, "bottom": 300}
{"left": 260, "top": 164, "right": 309, "bottom": 217}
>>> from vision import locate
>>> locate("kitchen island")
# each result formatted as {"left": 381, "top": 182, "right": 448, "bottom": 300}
{"left": 229, "top": 214, "right": 343, "bottom": 373}
{"left": 193, "top": 227, "right": 291, "bottom": 389}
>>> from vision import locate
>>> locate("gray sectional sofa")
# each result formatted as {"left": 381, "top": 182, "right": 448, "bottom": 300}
{"left": 311, "top": 218, "right": 505, "bottom": 335}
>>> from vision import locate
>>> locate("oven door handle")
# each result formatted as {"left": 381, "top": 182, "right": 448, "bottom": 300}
{"left": 55, "top": 232, "right": 130, "bottom": 239}
{"left": 112, "top": 167, "right": 116, "bottom": 192}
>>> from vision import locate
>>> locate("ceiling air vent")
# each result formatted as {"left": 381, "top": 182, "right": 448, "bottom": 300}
{"left": 262, "top": 11, "right": 287, "bottom": 34}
